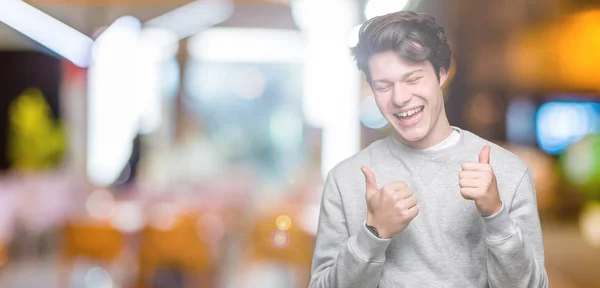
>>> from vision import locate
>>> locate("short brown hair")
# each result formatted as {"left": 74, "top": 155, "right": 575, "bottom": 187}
{"left": 351, "top": 11, "right": 451, "bottom": 84}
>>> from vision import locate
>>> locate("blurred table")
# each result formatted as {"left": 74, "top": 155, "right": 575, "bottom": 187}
{"left": 542, "top": 221, "right": 600, "bottom": 288}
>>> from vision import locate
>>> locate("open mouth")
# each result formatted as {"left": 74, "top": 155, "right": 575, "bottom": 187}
{"left": 393, "top": 106, "right": 424, "bottom": 127}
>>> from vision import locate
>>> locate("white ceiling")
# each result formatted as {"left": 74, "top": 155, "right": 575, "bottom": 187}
{"left": 0, "top": 1, "right": 298, "bottom": 50}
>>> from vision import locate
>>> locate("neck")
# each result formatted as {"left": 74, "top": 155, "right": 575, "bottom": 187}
{"left": 395, "top": 113, "right": 454, "bottom": 150}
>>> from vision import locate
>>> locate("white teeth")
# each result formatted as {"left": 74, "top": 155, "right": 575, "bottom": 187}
{"left": 396, "top": 106, "right": 422, "bottom": 118}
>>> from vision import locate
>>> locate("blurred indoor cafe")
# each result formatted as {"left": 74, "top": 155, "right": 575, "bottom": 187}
{"left": 0, "top": 0, "right": 599, "bottom": 287}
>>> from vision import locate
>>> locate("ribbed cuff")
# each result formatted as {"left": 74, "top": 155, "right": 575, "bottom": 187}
{"left": 482, "top": 203, "right": 517, "bottom": 242}
{"left": 350, "top": 222, "right": 392, "bottom": 262}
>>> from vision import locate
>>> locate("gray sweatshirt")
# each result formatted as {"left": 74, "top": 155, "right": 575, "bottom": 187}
{"left": 310, "top": 128, "right": 548, "bottom": 287}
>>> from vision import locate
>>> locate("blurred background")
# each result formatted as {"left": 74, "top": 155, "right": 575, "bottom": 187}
{"left": 0, "top": 0, "right": 599, "bottom": 287}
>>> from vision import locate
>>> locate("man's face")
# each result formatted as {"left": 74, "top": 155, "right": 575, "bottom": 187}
{"left": 369, "top": 50, "right": 448, "bottom": 148}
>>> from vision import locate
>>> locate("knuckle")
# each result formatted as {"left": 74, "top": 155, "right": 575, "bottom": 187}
{"left": 395, "top": 202, "right": 405, "bottom": 210}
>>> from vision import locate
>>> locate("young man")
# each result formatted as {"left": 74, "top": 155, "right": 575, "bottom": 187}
{"left": 309, "top": 11, "right": 548, "bottom": 287}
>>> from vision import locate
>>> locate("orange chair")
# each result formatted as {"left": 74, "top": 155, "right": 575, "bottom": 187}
{"left": 62, "top": 221, "right": 124, "bottom": 262}
{"left": 60, "top": 221, "right": 125, "bottom": 287}
{"left": 238, "top": 208, "right": 316, "bottom": 288}
{"left": 137, "top": 212, "right": 216, "bottom": 288}
{"left": 0, "top": 242, "right": 6, "bottom": 268}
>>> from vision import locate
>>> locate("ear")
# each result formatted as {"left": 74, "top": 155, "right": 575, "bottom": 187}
{"left": 438, "top": 67, "right": 449, "bottom": 87}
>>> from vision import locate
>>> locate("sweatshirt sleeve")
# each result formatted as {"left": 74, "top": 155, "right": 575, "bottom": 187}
{"left": 309, "top": 171, "right": 392, "bottom": 288}
{"left": 482, "top": 168, "right": 549, "bottom": 288}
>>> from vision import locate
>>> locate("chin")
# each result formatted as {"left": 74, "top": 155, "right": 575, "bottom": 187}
{"left": 392, "top": 121, "right": 431, "bottom": 146}
{"left": 397, "top": 129, "right": 427, "bottom": 143}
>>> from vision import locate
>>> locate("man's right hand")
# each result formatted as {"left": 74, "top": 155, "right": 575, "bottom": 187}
{"left": 361, "top": 166, "right": 419, "bottom": 239}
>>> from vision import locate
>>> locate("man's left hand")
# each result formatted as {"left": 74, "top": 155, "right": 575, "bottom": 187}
{"left": 459, "top": 145, "right": 502, "bottom": 217}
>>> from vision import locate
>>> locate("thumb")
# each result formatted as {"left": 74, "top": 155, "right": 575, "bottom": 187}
{"left": 479, "top": 145, "right": 491, "bottom": 164}
{"left": 361, "top": 166, "right": 378, "bottom": 199}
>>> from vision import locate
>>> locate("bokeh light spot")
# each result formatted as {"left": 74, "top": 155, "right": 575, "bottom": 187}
{"left": 580, "top": 203, "right": 600, "bottom": 248}
{"left": 271, "top": 230, "right": 290, "bottom": 249}
{"left": 84, "top": 266, "right": 114, "bottom": 288}
{"left": 359, "top": 95, "right": 387, "bottom": 129}
{"left": 276, "top": 215, "right": 292, "bottom": 231}
{"left": 85, "top": 189, "right": 116, "bottom": 220}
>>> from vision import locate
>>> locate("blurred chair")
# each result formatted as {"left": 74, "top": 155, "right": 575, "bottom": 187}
{"left": 62, "top": 221, "right": 124, "bottom": 262}
{"left": 0, "top": 242, "right": 6, "bottom": 269}
{"left": 137, "top": 212, "right": 216, "bottom": 288}
{"left": 60, "top": 221, "right": 125, "bottom": 287}
{"left": 237, "top": 207, "right": 315, "bottom": 288}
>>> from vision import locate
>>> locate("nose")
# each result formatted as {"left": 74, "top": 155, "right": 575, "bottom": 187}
{"left": 392, "top": 84, "right": 412, "bottom": 107}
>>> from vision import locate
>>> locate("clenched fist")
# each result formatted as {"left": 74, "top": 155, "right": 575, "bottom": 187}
{"left": 361, "top": 166, "right": 419, "bottom": 239}
{"left": 459, "top": 145, "right": 502, "bottom": 217}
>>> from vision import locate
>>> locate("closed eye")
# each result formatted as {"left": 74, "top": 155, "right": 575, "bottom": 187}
{"left": 375, "top": 85, "right": 392, "bottom": 92}
{"left": 406, "top": 77, "right": 423, "bottom": 84}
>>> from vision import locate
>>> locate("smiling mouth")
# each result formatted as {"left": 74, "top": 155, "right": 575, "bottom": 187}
{"left": 392, "top": 105, "right": 424, "bottom": 127}
{"left": 393, "top": 106, "right": 424, "bottom": 120}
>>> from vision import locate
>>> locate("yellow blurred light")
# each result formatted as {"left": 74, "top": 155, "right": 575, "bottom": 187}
{"left": 8, "top": 88, "right": 66, "bottom": 171}
{"left": 276, "top": 215, "right": 292, "bottom": 231}
{"left": 580, "top": 202, "right": 600, "bottom": 248}
{"left": 507, "top": 10, "right": 600, "bottom": 91}
{"left": 557, "top": 10, "right": 600, "bottom": 90}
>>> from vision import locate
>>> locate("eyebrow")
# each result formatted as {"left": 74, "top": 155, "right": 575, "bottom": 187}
{"left": 372, "top": 69, "right": 423, "bottom": 84}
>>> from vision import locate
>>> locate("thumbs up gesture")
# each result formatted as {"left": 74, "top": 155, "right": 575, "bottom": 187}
{"left": 459, "top": 145, "right": 502, "bottom": 217}
{"left": 361, "top": 166, "right": 419, "bottom": 239}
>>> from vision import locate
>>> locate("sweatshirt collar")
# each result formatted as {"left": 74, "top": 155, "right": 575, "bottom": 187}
{"left": 386, "top": 126, "right": 467, "bottom": 162}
